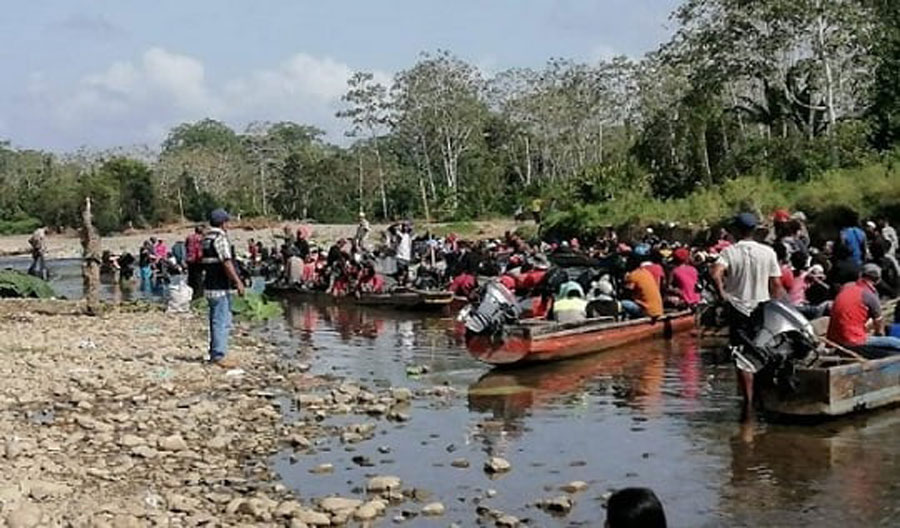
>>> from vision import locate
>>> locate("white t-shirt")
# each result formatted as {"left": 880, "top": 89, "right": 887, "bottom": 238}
{"left": 397, "top": 233, "right": 412, "bottom": 262}
{"left": 716, "top": 240, "right": 781, "bottom": 316}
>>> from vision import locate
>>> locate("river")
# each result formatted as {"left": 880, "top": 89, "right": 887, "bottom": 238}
{"left": 7, "top": 257, "right": 900, "bottom": 526}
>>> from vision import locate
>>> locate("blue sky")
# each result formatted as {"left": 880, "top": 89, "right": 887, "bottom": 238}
{"left": 0, "top": 0, "right": 679, "bottom": 151}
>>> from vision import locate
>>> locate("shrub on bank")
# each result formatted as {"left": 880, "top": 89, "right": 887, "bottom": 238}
{"left": 545, "top": 163, "right": 900, "bottom": 239}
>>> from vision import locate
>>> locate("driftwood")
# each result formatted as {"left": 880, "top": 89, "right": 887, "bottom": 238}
{"left": 80, "top": 197, "right": 102, "bottom": 315}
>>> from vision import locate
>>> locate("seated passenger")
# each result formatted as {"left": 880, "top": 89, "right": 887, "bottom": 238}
{"left": 449, "top": 270, "right": 478, "bottom": 298}
{"left": 666, "top": 248, "right": 700, "bottom": 308}
{"left": 827, "top": 264, "right": 900, "bottom": 354}
{"left": 621, "top": 259, "right": 664, "bottom": 319}
{"left": 357, "top": 262, "right": 385, "bottom": 294}
{"left": 551, "top": 281, "right": 588, "bottom": 324}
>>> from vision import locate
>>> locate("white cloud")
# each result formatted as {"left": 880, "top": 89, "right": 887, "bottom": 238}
{"left": 19, "top": 48, "right": 390, "bottom": 150}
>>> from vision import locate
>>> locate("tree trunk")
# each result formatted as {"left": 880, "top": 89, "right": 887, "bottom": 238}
{"left": 815, "top": 1, "right": 837, "bottom": 134}
{"left": 373, "top": 140, "right": 388, "bottom": 219}
{"left": 357, "top": 152, "right": 364, "bottom": 214}
{"left": 523, "top": 135, "right": 532, "bottom": 185}
{"left": 419, "top": 177, "right": 431, "bottom": 223}
{"left": 80, "top": 197, "right": 101, "bottom": 315}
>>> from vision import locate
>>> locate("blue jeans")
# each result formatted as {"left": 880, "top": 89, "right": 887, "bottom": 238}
{"left": 207, "top": 294, "right": 233, "bottom": 361}
{"left": 140, "top": 266, "right": 152, "bottom": 292}
{"left": 865, "top": 335, "right": 900, "bottom": 352}
{"left": 620, "top": 300, "right": 645, "bottom": 319}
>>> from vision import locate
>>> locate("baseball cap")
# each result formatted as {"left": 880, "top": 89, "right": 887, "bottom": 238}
{"left": 673, "top": 247, "right": 691, "bottom": 263}
{"left": 773, "top": 209, "right": 791, "bottom": 222}
{"left": 734, "top": 213, "right": 758, "bottom": 229}
{"left": 209, "top": 208, "right": 230, "bottom": 226}
{"left": 862, "top": 263, "right": 882, "bottom": 281}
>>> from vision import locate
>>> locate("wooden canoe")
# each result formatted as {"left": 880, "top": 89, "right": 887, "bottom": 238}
{"left": 264, "top": 283, "right": 454, "bottom": 310}
{"left": 759, "top": 354, "right": 900, "bottom": 418}
{"left": 466, "top": 311, "right": 695, "bottom": 365}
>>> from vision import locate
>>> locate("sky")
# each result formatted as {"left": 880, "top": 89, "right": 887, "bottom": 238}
{"left": 0, "top": 0, "right": 680, "bottom": 152}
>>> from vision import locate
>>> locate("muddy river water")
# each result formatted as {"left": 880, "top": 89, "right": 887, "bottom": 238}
{"left": 9, "top": 258, "right": 900, "bottom": 526}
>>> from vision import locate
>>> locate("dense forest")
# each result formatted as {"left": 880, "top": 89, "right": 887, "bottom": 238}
{"left": 2, "top": 0, "right": 899, "bottom": 235}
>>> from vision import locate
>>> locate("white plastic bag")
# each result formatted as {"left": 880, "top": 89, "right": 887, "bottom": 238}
{"left": 167, "top": 282, "right": 193, "bottom": 313}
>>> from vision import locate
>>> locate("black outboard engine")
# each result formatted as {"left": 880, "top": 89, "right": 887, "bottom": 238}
{"left": 733, "top": 300, "right": 819, "bottom": 391}
{"left": 463, "top": 281, "right": 520, "bottom": 336}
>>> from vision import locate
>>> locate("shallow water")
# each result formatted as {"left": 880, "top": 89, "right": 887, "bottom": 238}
{"left": 10, "top": 258, "right": 900, "bottom": 526}
{"left": 267, "top": 300, "right": 900, "bottom": 527}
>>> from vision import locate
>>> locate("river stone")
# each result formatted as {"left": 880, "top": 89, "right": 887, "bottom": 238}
{"left": 496, "top": 514, "right": 520, "bottom": 527}
{"left": 118, "top": 434, "right": 145, "bottom": 448}
{"left": 309, "top": 463, "right": 333, "bottom": 474}
{"left": 391, "top": 388, "right": 413, "bottom": 402}
{"left": 538, "top": 495, "right": 574, "bottom": 514}
{"left": 293, "top": 509, "right": 331, "bottom": 526}
{"left": 319, "top": 497, "right": 362, "bottom": 514}
{"left": 422, "top": 502, "right": 446, "bottom": 516}
{"left": 289, "top": 520, "right": 310, "bottom": 528}
{"left": 274, "top": 501, "right": 301, "bottom": 518}
{"left": 130, "top": 445, "right": 158, "bottom": 459}
{"left": 158, "top": 434, "right": 188, "bottom": 451}
{"left": 484, "top": 457, "right": 511, "bottom": 474}
{"left": 367, "top": 475, "right": 402, "bottom": 492}
{"left": 451, "top": 458, "right": 470, "bottom": 469}
{"left": 27, "top": 480, "right": 71, "bottom": 500}
{"left": 5, "top": 438, "right": 24, "bottom": 459}
{"left": 166, "top": 493, "right": 201, "bottom": 513}
{"left": 6, "top": 502, "right": 42, "bottom": 528}
{"left": 288, "top": 434, "right": 311, "bottom": 449}
{"left": 353, "top": 502, "right": 380, "bottom": 521}
{"left": 561, "top": 481, "right": 589, "bottom": 493}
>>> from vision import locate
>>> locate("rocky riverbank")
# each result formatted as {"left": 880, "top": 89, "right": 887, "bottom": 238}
{"left": 0, "top": 300, "right": 457, "bottom": 527}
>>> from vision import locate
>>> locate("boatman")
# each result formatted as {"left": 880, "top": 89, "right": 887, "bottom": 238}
{"left": 201, "top": 209, "right": 246, "bottom": 368}
{"left": 710, "top": 213, "right": 783, "bottom": 415}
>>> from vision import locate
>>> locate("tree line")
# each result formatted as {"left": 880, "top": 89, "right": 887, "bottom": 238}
{"left": 1, "top": 0, "right": 899, "bottom": 235}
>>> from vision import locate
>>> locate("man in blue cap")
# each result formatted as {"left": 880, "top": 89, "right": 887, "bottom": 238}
{"left": 711, "top": 212, "right": 784, "bottom": 414}
{"left": 201, "top": 208, "right": 245, "bottom": 367}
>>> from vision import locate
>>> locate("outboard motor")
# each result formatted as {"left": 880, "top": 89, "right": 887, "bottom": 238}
{"left": 464, "top": 281, "right": 520, "bottom": 336}
{"left": 733, "top": 301, "right": 820, "bottom": 391}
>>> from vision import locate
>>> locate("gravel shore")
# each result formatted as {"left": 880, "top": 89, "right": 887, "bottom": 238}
{"left": 0, "top": 300, "right": 440, "bottom": 527}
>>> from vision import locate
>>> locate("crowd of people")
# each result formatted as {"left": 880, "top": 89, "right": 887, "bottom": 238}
{"left": 257, "top": 209, "right": 900, "bottom": 346}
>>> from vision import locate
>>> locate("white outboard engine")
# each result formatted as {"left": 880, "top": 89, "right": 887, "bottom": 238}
{"left": 464, "top": 281, "right": 520, "bottom": 336}
{"left": 733, "top": 300, "right": 819, "bottom": 377}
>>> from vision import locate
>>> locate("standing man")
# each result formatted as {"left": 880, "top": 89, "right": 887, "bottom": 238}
{"left": 355, "top": 212, "right": 371, "bottom": 252}
{"left": 201, "top": 209, "right": 245, "bottom": 368}
{"left": 710, "top": 213, "right": 784, "bottom": 414}
{"left": 185, "top": 226, "right": 205, "bottom": 299}
{"left": 876, "top": 217, "right": 900, "bottom": 277}
{"left": 27, "top": 227, "right": 48, "bottom": 280}
{"left": 395, "top": 223, "right": 413, "bottom": 285}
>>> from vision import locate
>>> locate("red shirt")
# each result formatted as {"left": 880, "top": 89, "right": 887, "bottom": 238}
{"left": 642, "top": 262, "right": 665, "bottom": 286}
{"left": 359, "top": 274, "right": 385, "bottom": 294}
{"left": 186, "top": 233, "right": 203, "bottom": 263}
{"left": 671, "top": 264, "right": 700, "bottom": 305}
{"left": 827, "top": 280, "right": 881, "bottom": 346}
{"left": 449, "top": 273, "right": 477, "bottom": 297}
{"left": 516, "top": 270, "right": 547, "bottom": 292}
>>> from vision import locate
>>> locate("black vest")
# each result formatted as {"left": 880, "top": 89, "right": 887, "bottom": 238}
{"left": 201, "top": 231, "right": 232, "bottom": 291}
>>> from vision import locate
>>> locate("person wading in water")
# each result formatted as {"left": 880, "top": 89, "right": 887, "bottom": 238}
{"left": 202, "top": 209, "right": 245, "bottom": 368}
{"left": 710, "top": 213, "right": 784, "bottom": 416}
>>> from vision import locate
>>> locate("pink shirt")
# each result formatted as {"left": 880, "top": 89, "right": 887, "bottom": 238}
{"left": 789, "top": 271, "right": 809, "bottom": 305}
{"left": 671, "top": 264, "right": 701, "bottom": 305}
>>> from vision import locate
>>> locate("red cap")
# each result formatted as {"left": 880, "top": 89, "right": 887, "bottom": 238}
{"left": 673, "top": 247, "right": 691, "bottom": 263}
{"left": 499, "top": 275, "right": 517, "bottom": 291}
{"left": 773, "top": 209, "right": 791, "bottom": 222}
